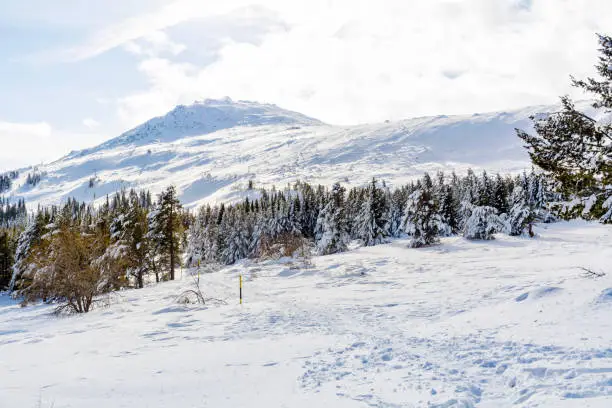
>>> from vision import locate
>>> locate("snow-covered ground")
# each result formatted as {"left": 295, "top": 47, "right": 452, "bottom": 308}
{"left": 4, "top": 98, "right": 556, "bottom": 210}
{"left": 1, "top": 221, "right": 611, "bottom": 407}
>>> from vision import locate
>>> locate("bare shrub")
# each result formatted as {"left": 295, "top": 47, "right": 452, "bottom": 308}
{"left": 579, "top": 267, "right": 606, "bottom": 278}
{"left": 176, "top": 263, "right": 226, "bottom": 305}
{"left": 257, "top": 232, "right": 311, "bottom": 260}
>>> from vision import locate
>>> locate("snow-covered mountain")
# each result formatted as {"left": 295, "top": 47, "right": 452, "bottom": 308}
{"left": 4, "top": 98, "right": 550, "bottom": 209}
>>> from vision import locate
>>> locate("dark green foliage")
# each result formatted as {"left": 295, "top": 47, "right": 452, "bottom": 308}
{"left": 10, "top": 188, "right": 160, "bottom": 298}
{"left": 0, "top": 229, "right": 17, "bottom": 289}
{"left": 355, "top": 179, "right": 389, "bottom": 246}
{"left": 0, "top": 198, "right": 27, "bottom": 227}
{"left": 406, "top": 187, "right": 441, "bottom": 248}
{"left": 148, "top": 186, "right": 184, "bottom": 281}
{"left": 516, "top": 34, "right": 612, "bottom": 198}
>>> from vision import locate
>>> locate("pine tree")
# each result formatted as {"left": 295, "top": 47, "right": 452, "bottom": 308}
{"left": 148, "top": 186, "right": 183, "bottom": 281}
{"left": 314, "top": 183, "right": 350, "bottom": 255}
{"left": 517, "top": 34, "right": 612, "bottom": 198}
{"left": 479, "top": 171, "right": 495, "bottom": 207}
{"left": 492, "top": 173, "right": 510, "bottom": 214}
{"left": 463, "top": 204, "right": 503, "bottom": 240}
{"left": 462, "top": 169, "right": 480, "bottom": 205}
{"left": 355, "top": 179, "right": 388, "bottom": 246}
{"left": 107, "top": 193, "right": 151, "bottom": 288}
{"left": 506, "top": 185, "right": 533, "bottom": 236}
{"left": 387, "top": 187, "right": 408, "bottom": 237}
{"left": 438, "top": 184, "right": 459, "bottom": 234}
{"left": 221, "top": 211, "right": 250, "bottom": 264}
{"left": 0, "top": 230, "right": 15, "bottom": 289}
{"left": 10, "top": 213, "right": 47, "bottom": 292}
{"left": 404, "top": 187, "right": 442, "bottom": 248}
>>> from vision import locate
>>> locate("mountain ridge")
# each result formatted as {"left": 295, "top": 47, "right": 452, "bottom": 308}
{"left": 67, "top": 97, "right": 324, "bottom": 159}
{"left": 3, "top": 98, "right": 577, "bottom": 210}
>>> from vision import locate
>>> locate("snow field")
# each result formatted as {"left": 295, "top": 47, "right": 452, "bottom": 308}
{"left": 0, "top": 220, "right": 611, "bottom": 407}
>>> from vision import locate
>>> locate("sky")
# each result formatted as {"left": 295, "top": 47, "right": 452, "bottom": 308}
{"left": 0, "top": 0, "right": 611, "bottom": 171}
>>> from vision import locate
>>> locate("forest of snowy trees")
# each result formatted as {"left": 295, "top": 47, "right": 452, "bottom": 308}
{"left": 0, "top": 171, "right": 19, "bottom": 194}
{"left": 0, "top": 163, "right": 609, "bottom": 313}
{"left": 0, "top": 197, "right": 27, "bottom": 289}
{"left": 0, "top": 169, "right": 551, "bottom": 304}
{"left": 185, "top": 170, "right": 555, "bottom": 267}
{"left": 0, "top": 33, "right": 610, "bottom": 313}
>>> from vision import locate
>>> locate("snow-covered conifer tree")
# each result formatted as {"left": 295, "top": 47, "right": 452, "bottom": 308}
{"left": 403, "top": 183, "right": 444, "bottom": 248}
{"left": 355, "top": 179, "right": 388, "bottom": 246}
{"left": 221, "top": 211, "right": 250, "bottom": 264}
{"left": 463, "top": 204, "right": 503, "bottom": 240}
{"left": 314, "top": 183, "right": 349, "bottom": 255}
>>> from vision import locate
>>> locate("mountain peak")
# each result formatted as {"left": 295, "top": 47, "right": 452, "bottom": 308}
{"left": 79, "top": 98, "right": 323, "bottom": 156}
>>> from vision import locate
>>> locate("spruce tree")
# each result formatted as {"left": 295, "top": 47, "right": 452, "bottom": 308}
{"left": 388, "top": 187, "right": 408, "bottom": 237}
{"left": 356, "top": 179, "right": 388, "bottom": 246}
{"left": 148, "top": 186, "right": 183, "bottom": 280}
{"left": 438, "top": 184, "right": 460, "bottom": 234}
{"left": 517, "top": 34, "right": 612, "bottom": 197}
{"left": 492, "top": 173, "right": 510, "bottom": 214}
{"left": 109, "top": 193, "right": 150, "bottom": 288}
{"left": 506, "top": 185, "right": 533, "bottom": 236}
{"left": 10, "top": 213, "right": 47, "bottom": 292}
{"left": 463, "top": 204, "right": 503, "bottom": 240}
{"left": 404, "top": 187, "right": 442, "bottom": 248}
{"left": 221, "top": 211, "right": 250, "bottom": 264}
{"left": 0, "top": 230, "right": 15, "bottom": 289}
{"left": 314, "top": 183, "right": 350, "bottom": 255}
{"left": 479, "top": 171, "right": 495, "bottom": 207}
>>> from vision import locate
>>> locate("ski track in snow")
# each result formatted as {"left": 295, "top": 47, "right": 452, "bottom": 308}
{"left": 1, "top": 221, "right": 611, "bottom": 407}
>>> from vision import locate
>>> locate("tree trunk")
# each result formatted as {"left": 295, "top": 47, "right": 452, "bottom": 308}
{"left": 137, "top": 269, "right": 144, "bottom": 289}
{"left": 169, "top": 204, "right": 175, "bottom": 281}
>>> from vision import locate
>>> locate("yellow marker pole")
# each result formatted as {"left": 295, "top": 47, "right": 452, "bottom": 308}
{"left": 239, "top": 274, "right": 243, "bottom": 304}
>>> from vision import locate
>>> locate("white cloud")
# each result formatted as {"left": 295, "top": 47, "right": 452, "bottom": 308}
{"left": 12, "top": 0, "right": 612, "bottom": 134}
{"left": 0, "top": 121, "right": 52, "bottom": 138}
{"left": 124, "top": 30, "right": 186, "bottom": 57}
{"left": 0, "top": 121, "right": 52, "bottom": 170}
{"left": 0, "top": 121, "right": 107, "bottom": 171}
{"left": 57, "top": 0, "right": 261, "bottom": 62}
{"left": 82, "top": 118, "right": 101, "bottom": 129}
{"left": 108, "top": 0, "right": 612, "bottom": 127}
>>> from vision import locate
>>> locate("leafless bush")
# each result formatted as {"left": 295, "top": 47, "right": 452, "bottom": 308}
{"left": 579, "top": 267, "right": 606, "bottom": 279}
{"left": 176, "top": 263, "right": 226, "bottom": 305}
{"left": 257, "top": 232, "right": 312, "bottom": 261}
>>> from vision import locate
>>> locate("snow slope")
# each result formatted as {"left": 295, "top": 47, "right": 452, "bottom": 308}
{"left": 3, "top": 98, "right": 552, "bottom": 209}
{"left": 1, "top": 221, "right": 611, "bottom": 407}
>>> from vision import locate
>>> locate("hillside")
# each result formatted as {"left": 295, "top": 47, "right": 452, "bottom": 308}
{"left": 2, "top": 98, "right": 552, "bottom": 209}
{"left": 1, "top": 220, "right": 610, "bottom": 407}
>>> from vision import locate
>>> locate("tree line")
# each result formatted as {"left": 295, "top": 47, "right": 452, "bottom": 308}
{"left": 3, "top": 169, "right": 554, "bottom": 307}
{"left": 7, "top": 188, "right": 184, "bottom": 313}
{"left": 186, "top": 170, "right": 553, "bottom": 267}
{"left": 0, "top": 171, "right": 19, "bottom": 194}
{"left": 0, "top": 197, "right": 27, "bottom": 288}
{"left": 1, "top": 33, "right": 610, "bottom": 314}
